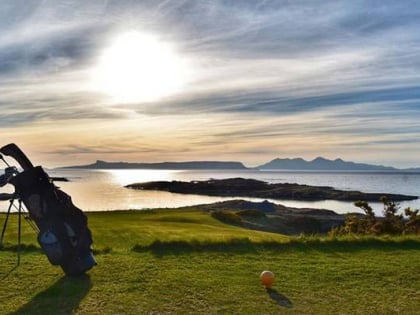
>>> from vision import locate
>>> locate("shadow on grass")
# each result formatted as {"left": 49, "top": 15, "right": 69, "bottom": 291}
{"left": 133, "top": 238, "right": 257, "bottom": 257}
{"left": 1, "top": 243, "right": 111, "bottom": 255}
{"left": 0, "top": 244, "right": 41, "bottom": 281}
{"left": 266, "top": 288, "right": 293, "bottom": 308}
{"left": 132, "top": 237, "right": 420, "bottom": 257}
{"left": 11, "top": 275, "right": 92, "bottom": 315}
{"left": 0, "top": 243, "right": 40, "bottom": 252}
{"left": 287, "top": 237, "right": 420, "bottom": 253}
{"left": 1, "top": 264, "right": 19, "bottom": 281}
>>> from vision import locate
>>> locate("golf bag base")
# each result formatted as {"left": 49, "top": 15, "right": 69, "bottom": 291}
{"left": 60, "top": 251, "right": 97, "bottom": 276}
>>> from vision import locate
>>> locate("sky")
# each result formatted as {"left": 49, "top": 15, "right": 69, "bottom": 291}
{"left": 1, "top": 0, "right": 420, "bottom": 168}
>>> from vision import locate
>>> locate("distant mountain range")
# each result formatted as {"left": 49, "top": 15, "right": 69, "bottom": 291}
{"left": 257, "top": 157, "right": 400, "bottom": 171}
{"left": 62, "top": 157, "right": 420, "bottom": 172}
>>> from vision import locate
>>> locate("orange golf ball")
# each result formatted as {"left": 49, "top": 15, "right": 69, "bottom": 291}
{"left": 260, "top": 270, "right": 275, "bottom": 288}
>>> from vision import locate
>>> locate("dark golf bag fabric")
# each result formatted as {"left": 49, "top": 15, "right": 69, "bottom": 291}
{"left": 10, "top": 166, "right": 96, "bottom": 275}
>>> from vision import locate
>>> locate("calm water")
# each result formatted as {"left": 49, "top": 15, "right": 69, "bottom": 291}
{"left": 2, "top": 168, "right": 420, "bottom": 216}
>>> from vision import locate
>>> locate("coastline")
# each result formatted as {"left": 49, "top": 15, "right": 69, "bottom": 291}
{"left": 34, "top": 168, "right": 420, "bottom": 215}
{"left": 125, "top": 177, "right": 418, "bottom": 202}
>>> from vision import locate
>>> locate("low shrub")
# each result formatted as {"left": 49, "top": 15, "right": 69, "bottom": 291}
{"left": 132, "top": 237, "right": 254, "bottom": 253}
{"left": 332, "top": 197, "right": 420, "bottom": 235}
{"left": 236, "top": 209, "right": 266, "bottom": 217}
{"left": 211, "top": 210, "right": 242, "bottom": 225}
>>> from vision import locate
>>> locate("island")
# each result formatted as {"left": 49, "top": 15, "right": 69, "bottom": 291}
{"left": 62, "top": 160, "right": 247, "bottom": 170}
{"left": 256, "top": 157, "right": 398, "bottom": 171}
{"left": 125, "top": 177, "right": 418, "bottom": 202}
{"left": 61, "top": 157, "right": 420, "bottom": 172}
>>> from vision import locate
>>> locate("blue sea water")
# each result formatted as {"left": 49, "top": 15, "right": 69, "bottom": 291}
{"left": 11, "top": 168, "right": 417, "bottom": 216}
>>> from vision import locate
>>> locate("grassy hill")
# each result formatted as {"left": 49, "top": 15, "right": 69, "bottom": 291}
{"left": 0, "top": 209, "right": 419, "bottom": 314}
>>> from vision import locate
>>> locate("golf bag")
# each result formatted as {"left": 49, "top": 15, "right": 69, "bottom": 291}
{"left": 0, "top": 143, "right": 96, "bottom": 276}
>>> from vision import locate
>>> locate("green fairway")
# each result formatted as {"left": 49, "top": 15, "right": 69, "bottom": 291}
{"left": 1, "top": 209, "right": 419, "bottom": 315}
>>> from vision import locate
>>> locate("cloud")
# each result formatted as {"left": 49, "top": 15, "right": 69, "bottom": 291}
{"left": 44, "top": 144, "right": 157, "bottom": 155}
{"left": 0, "top": 77, "right": 127, "bottom": 127}
{"left": 128, "top": 84, "right": 420, "bottom": 118}
{"left": 1, "top": 1, "right": 420, "bottom": 167}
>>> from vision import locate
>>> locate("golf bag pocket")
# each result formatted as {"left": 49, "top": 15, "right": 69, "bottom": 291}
{"left": 38, "top": 229, "right": 63, "bottom": 265}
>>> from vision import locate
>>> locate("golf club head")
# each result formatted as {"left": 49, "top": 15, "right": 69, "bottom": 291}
{"left": 0, "top": 143, "right": 34, "bottom": 171}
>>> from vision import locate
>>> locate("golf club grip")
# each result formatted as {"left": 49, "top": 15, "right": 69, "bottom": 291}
{"left": 0, "top": 143, "right": 34, "bottom": 170}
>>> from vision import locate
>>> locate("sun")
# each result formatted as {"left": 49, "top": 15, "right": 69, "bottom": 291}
{"left": 91, "top": 31, "right": 190, "bottom": 103}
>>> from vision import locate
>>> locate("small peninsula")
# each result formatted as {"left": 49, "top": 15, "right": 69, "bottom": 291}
{"left": 125, "top": 177, "right": 418, "bottom": 202}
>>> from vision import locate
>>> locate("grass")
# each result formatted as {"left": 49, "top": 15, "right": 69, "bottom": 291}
{"left": 0, "top": 208, "right": 419, "bottom": 314}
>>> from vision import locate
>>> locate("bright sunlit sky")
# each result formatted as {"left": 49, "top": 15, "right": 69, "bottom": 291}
{"left": 1, "top": 0, "right": 420, "bottom": 168}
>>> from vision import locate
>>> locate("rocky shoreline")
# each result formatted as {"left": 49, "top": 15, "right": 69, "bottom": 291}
{"left": 193, "top": 199, "right": 347, "bottom": 235}
{"left": 125, "top": 177, "right": 417, "bottom": 202}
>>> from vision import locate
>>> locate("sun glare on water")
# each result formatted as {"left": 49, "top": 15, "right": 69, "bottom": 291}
{"left": 92, "top": 31, "right": 190, "bottom": 103}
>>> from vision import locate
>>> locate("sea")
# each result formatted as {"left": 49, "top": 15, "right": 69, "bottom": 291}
{"left": 2, "top": 168, "right": 420, "bottom": 216}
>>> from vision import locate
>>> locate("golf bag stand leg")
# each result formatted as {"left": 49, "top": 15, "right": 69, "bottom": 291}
{"left": 17, "top": 200, "right": 22, "bottom": 265}
{"left": 0, "top": 198, "right": 22, "bottom": 265}
{"left": 0, "top": 199, "right": 14, "bottom": 248}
